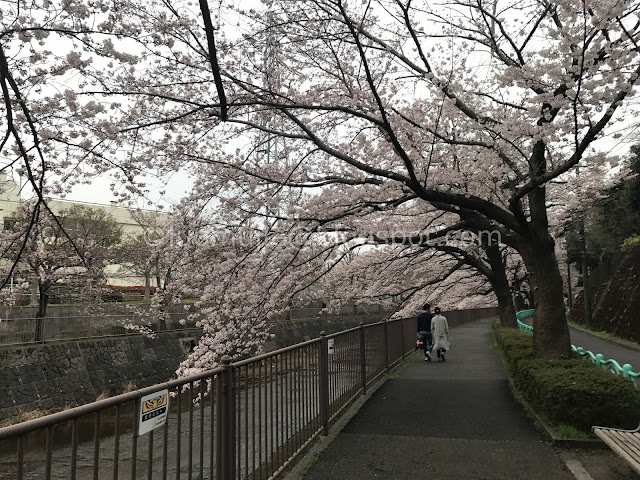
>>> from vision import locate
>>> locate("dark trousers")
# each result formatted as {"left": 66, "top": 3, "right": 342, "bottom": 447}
{"left": 419, "top": 332, "right": 432, "bottom": 355}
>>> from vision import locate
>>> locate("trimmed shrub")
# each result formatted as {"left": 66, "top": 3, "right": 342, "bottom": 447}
{"left": 494, "top": 324, "right": 640, "bottom": 433}
{"left": 526, "top": 359, "right": 640, "bottom": 431}
{"left": 494, "top": 323, "right": 534, "bottom": 369}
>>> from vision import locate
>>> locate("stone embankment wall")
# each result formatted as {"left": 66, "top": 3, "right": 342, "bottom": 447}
{"left": 569, "top": 244, "right": 640, "bottom": 342}
{"left": 266, "top": 314, "right": 387, "bottom": 349}
{"left": 0, "top": 330, "right": 200, "bottom": 423}
{"left": 0, "top": 314, "right": 378, "bottom": 423}
{"left": 0, "top": 313, "right": 384, "bottom": 424}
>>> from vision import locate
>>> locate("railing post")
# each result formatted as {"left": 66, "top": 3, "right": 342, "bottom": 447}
{"left": 383, "top": 320, "right": 390, "bottom": 374}
{"left": 359, "top": 323, "right": 366, "bottom": 395}
{"left": 216, "top": 355, "right": 235, "bottom": 479}
{"left": 319, "top": 332, "right": 330, "bottom": 436}
{"left": 400, "top": 319, "right": 405, "bottom": 361}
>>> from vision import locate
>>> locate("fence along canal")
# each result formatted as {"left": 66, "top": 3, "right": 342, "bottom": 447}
{"left": 0, "top": 308, "right": 497, "bottom": 479}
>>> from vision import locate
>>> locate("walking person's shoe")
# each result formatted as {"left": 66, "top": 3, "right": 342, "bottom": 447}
{"left": 441, "top": 351, "right": 446, "bottom": 362}
{"left": 424, "top": 351, "right": 431, "bottom": 361}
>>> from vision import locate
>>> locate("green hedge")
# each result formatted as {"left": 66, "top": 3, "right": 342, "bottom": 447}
{"left": 494, "top": 321, "right": 640, "bottom": 433}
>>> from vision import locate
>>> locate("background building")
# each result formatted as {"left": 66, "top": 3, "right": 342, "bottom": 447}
{"left": 0, "top": 173, "right": 168, "bottom": 288}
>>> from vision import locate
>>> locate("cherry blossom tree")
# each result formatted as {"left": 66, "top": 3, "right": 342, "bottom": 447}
{"left": 4, "top": 0, "right": 640, "bottom": 360}
{"left": 115, "top": 210, "right": 170, "bottom": 300}
{"left": 0, "top": 282, "right": 29, "bottom": 309}
{"left": 210, "top": 0, "right": 640, "bottom": 358}
{"left": 338, "top": 205, "right": 519, "bottom": 326}
{"left": 315, "top": 244, "right": 496, "bottom": 316}
{"left": 160, "top": 198, "right": 373, "bottom": 375}
{"left": 159, "top": 177, "right": 532, "bottom": 372}
{"left": 0, "top": 202, "right": 122, "bottom": 340}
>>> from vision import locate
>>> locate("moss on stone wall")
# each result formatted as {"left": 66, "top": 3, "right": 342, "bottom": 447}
{"left": 0, "top": 330, "right": 199, "bottom": 424}
{"left": 593, "top": 244, "right": 640, "bottom": 340}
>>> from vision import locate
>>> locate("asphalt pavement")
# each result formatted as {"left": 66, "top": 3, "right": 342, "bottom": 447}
{"left": 298, "top": 320, "right": 579, "bottom": 480}
{"left": 568, "top": 326, "right": 640, "bottom": 371}
{"left": 520, "top": 315, "right": 640, "bottom": 371}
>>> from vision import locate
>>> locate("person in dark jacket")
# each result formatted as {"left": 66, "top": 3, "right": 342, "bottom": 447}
{"left": 416, "top": 303, "right": 434, "bottom": 361}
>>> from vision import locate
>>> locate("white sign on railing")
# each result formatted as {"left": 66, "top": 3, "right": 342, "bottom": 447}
{"left": 138, "top": 389, "right": 169, "bottom": 436}
{"left": 328, "top": 338, "right": 335, "bottom": 355}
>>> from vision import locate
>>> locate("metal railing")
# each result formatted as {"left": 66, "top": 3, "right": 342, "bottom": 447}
{"left": 0, "top": 313, "right": 194, "bottom": 345}
{"left": 0, "top": 307, "right": 497, "bottom": 479}
{"left": 0, "top": 306, "right": 498, "bottom": 347}
{"left": 0, "top": 316, "right": 416, "bottom": 480}
{"left": 516, "top": 310, "right": 640, "bottom": 387}
{"left": 0, "top": 307, "right": 389, "bottom": 346}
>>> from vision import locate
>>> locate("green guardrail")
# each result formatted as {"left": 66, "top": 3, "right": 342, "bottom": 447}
{"left": 516, "top": 309, "right": 534, "bottom": 334}
{"left": 516, "top": 310, "right": 640, "bottom": 388}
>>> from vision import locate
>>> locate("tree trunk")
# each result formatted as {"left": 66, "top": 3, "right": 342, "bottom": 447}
{"left": 164, "top": 267, "right": 172, "bottom": 289}
{"left": 34, "top": 282, "right": 49, "bottom": 343}
{"left": 525, "top": 285, "right": 535, "bottom": 310}
{"left": 485, "top": 245, "right": 517, "bottom": 328}
{"left": 516, "top": 146, "right": 571, "bottom": 358}
{"left": 522, "top": 238, "right": 571, "bottom": 359}
{"left": 144, "top": 274, "right": 151, "bottom": 301}
{"left": 29, "top": 279, "right": 38, "bottom": 305}
{"left": 494, "top": 282, "right": 517, "bottom": 328}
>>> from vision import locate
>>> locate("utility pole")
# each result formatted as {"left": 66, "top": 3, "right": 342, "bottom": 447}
{"left": 566, "top": 261, "right": 572, "bottom": 309}
{"left": 579, "top": 215, "right": 593, "bottom": 328}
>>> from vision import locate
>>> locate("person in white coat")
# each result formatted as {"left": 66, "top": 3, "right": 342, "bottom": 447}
{"left": 430, "top": 307, "right": 450, "bottom": 361}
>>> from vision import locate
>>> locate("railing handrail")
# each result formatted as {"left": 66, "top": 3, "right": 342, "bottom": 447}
{"left": 0, "top": 316, "right": 413, "bottom": 440}
{"left": 0, "top": 326, "right": 202, "bottom": 348}
{"left": 0, "top": 312, "right": 189, "bottom": 321}
{"left": 232, "top": 337, "right": 322, "bottom": 367}
{"left": 324, "top": 315, "right": 406, "bottom": 339}
{"left": 0, "top": 364, "right": 225, "bottom": 440}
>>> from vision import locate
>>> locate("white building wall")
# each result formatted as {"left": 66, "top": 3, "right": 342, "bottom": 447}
{"left": 0, "top": 174, "right": 168, "bottom": 287}
{"left": 0, "top": 173, "right": 22, "bottom": 227}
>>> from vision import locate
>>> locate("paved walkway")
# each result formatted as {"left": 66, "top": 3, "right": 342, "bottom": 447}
{"left": 569, "top": 326, "right": 640, "bottom": 370}
{"left": 296, "top": 320, "right": 637, "bottom": 480}
{"left": 521, "top": 315, "right": 640, "bottom": 369}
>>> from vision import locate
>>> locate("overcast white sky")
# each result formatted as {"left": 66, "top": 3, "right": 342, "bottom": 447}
{"left": 60, "top": 169, "right": 194, "bottom": 210}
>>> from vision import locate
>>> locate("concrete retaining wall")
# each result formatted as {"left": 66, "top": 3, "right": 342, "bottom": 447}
{"left": 0, "top": 329, "right": 200, "bottom": 423}
{"left": 266, "top": 314, "right": 388, "bottom": 350}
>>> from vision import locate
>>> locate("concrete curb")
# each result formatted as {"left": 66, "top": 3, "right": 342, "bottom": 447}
{"left": 279, "top": 355, "right": 414, "bottom": 480}
{"left": 492, "top": 327, "right": 606, "bottom": 450}
{"left": 506, "top": 376, "right": 607, "bottom": 449}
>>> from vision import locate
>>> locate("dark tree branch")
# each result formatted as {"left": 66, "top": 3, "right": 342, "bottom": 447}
{"left": 199, "top": 0, "right": 228, "bottom": 120}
